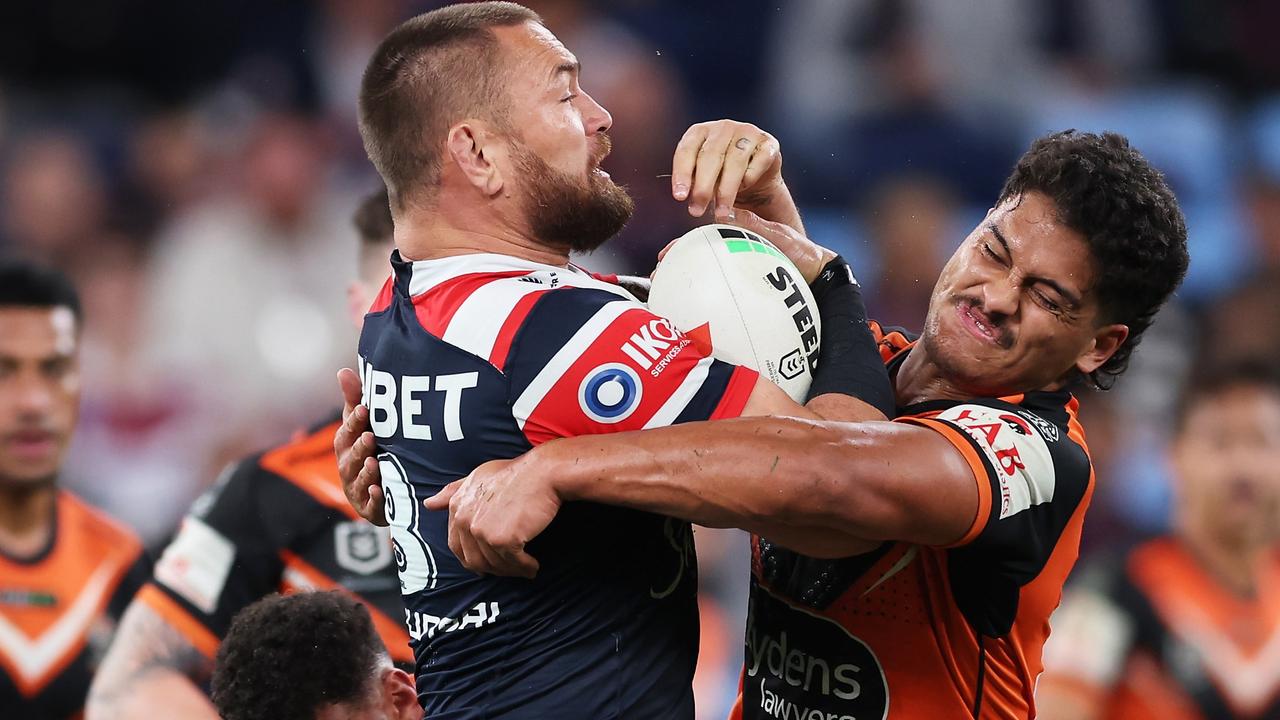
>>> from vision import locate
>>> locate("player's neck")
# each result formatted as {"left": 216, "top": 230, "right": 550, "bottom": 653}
{"left": 393, "top": 204, "right": 570, "bottom": 268}
{"left": 894, "top": 344, "right": 971, "bottom": 406}
{"left": 0, "top": 482, "right": 57, "bottom": 559}
{"left": 1179, "top": 522, "right": 1268, "bottom": 598}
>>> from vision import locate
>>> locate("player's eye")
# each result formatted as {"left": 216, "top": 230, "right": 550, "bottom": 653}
{"left": 561, "top": 93, "right": 578, "bottom": 103}
{"left": 981, "top": 242, "right": 1004, "bottom": 264}
{"left": 1034, "top": 291, "right": 1063, "bottom": 314}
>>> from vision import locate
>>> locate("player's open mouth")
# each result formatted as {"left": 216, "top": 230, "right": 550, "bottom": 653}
{"left": 957, "top": 301, "right": 1003, "bottom": 346}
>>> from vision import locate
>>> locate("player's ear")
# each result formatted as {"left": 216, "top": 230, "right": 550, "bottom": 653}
{"left": 381, "top": 667, "right": 421, "bottom": 720}
{"left": 1074, "top": 323, "right": 1128, "bottom": 376}
{"left": 445, "top": 121, "right": 505, "bottom": 197}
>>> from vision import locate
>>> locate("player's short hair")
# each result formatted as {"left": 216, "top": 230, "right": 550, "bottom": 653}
{"left": 998, "top": 130, "right": 1189, "bottom": 390}
{"left": 358, "top": 1, "right": 541, "bottom": 210}
{"left": 211, "top": 592, "right": 389, "bottom": 720}
{"left": 0, "top": 258, "right": 82, "bottom": 323}
{"left": 1174, "top": 359, "right": 1280, "bottom": 433}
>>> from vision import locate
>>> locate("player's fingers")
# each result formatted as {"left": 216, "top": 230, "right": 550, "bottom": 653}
{"left": 671, "top": 123, "right": 710, "bottom": 201}
{"left": 454, "top": 522, "right": 491, "bottom": 575}
{"left": 714, "top": 134, "right": 761, "bottom": 219}
{"left": 496, "top": 545, "right": 540, "bottom": 579}
{"left": 688, "top": 124, "right": 735, "bottom": 217}
{"left": 337, "top": 367, "right": 363, "bottom": 413}
{"left": 364, "top": 481, "right": 387, "bottom": 526}
{"left": 357, "top": 456, "right": 388, "bottom": 526}
{"left": 424, "top": 481, "right": 462, "bottom": 511}
{"left": 741, "top": 134, "right": 781, "bottom": 190}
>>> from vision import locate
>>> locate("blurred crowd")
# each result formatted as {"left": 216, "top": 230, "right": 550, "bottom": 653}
{"left": 1, "top": 0, "right": 1279, "bottom": 717}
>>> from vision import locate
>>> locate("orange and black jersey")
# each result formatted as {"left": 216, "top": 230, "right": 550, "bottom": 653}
{"left": 0, "top": 491, "right": 149, "bottom": 719}
{"left": 141, "top": 417, "right": 411, "bottom": 668}
{"left": 734, "top": 322, "right": 1094, "bottom": 719}
{"left": 1041, "top": 537, "right": 1280, "bottom": 719}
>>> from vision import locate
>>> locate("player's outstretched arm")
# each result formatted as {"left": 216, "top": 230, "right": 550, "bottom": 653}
{"left": 429, "top": 414, "right": 978, "bottom": 574}
{"left": 86, "top": 601, "right": 217, "bottom": 720}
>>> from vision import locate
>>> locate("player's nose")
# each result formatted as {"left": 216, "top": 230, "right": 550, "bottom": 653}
{"left": 580, "top": 90, "right": 612, "bottom": 135}
{"left": 982, "top": 275, "right": 1020, "bottom": 318}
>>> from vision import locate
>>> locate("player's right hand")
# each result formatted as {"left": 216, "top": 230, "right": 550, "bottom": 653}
{"left": 335, "top": 367, "right": 387, "bottom": 526}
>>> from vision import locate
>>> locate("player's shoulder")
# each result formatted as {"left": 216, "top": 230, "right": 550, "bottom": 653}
{"left": 867, "top": 319, "right": 917, "bottom": 363}
{"left": 389, "top": 252, "right": 640, "bottom": 370}
{"left": 57, "top": 490, "right": 143, "bottom": 554}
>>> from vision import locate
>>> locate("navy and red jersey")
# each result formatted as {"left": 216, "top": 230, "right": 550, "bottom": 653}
{"left": 0, "top": 491, "right": 150, "bottom": 719}
{"left": 734, "top": 322, "right": 1095, "bottom": 720}
{"left": 1040, "top": 538, "right": 1280, "bottom": 719}
{"left": 358, "top": 251, "right": 757, "bottom": 719}
{"left": 142, "top": 418, "right": 411, "bottom": 668}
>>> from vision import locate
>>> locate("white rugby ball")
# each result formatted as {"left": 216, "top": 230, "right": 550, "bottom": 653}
{"left": 648, "top": 224, "right": 820, "bottom": 403}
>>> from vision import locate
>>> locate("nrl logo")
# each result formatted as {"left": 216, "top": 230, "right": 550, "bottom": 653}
{"left": 335, "top": 521, "right": 393, "bottom": 575}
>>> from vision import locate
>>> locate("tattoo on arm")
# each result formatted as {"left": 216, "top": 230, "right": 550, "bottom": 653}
{"left": 87, "top": 600, "right": 214, "bottom": 718}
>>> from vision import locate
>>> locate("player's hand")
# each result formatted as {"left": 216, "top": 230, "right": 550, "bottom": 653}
{"left": 423, "top": 456, "right": 559, "bottom": 579}
{"left": 728, "top": 209, "right": 836, "bottom": 285}
{"left": 672, "top": 120, "right": 800, "bottom": 229}
{"left": 335, "top": 367, "right": 387, "bottom": 526}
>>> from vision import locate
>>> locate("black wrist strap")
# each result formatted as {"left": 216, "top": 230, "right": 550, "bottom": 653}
{"left": 806, "top": 256, "right": 895, "bottom": 417}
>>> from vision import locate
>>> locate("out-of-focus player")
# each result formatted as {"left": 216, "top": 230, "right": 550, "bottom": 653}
{"left": 1037, "top": 361, "right": 1280, "bottom": 720}
{"left": 85, "top": 189, "right": 410, "bottom": 720}
{"left": 210, "top": 591, "right": 420, "bottom": 720}
{"left": 344, "top": 2, "right": 894, "bottom": 717}
{"left": 0, "top": 259, "right": 150, "bottom": 719}
{"left": 343, "top": 128, "right": 1192, "bottom": 717}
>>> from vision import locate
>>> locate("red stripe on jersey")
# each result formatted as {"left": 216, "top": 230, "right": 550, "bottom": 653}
{"left": 367, "top": 275, "right": 395, "bottom": 314}
{"left": 710, "top": 366, "right": 759, "bottom": 420}
{"left": 590, "top": 271, "right": 620, "bottom": 285}
{"left": 489, "top": 288, "right": 552, "bottom": 371}
{"left": 520, "top": 308, "right": 714, "bottom": 445}
{"left": 411, "top": 271, "right": 530, "bottom": 337}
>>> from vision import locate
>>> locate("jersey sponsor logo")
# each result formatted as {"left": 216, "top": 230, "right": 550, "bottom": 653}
{"left": 765, "top": 266, "right": 819, "bottom": 374}
{"left": 359, "top": 356, "right": 478, "bottom": 442}
{"left": 405, "top": 600, "right": 501, "bottom": 641}
{"left": 620, "top": 317, "right": 688, "bottom": 376}
{"left": 155, "top": 516, "right": 236, "bottom": 615}
{"left": 578, "top": 363, "right": 643, "bottom": 424}
{"left": 334, "top": 521, "right": 394, "bottom": 576}
{"left": 936, "top": 404, "right": 1057, "bottom": 519}
{"left": 745, "top": 586, "right": 888, "bottom": 720}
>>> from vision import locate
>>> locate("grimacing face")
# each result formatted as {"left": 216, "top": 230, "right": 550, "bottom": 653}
{"left": 1173, "top": 386, "right": 1280, "bottom": 547}
{"left": 0, "top": 306, "right": 80, "bottom": 488}
{"left": 918, "top": 191, "right": 1128, "bottom": 396}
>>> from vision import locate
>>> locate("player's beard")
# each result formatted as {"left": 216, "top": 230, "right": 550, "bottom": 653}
{"left": 512, "top": 137, "right": 634, "bottom": 253}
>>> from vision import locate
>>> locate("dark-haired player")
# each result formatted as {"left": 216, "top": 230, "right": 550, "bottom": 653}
{"left": 344, "top": 2, "right": 893, "bottom": 718}
{"left": 85, "top": 189, "right": 409, "bottom": 720}
{"left": 342, "top": 127, "right": 1192, "bottom": 718}
{"left": 0, "top": 259, "right": 151, "bottom": 719}
{"left": 1038, "top": 362, "right": 1280, "bottom": 720}
{"left": 211, "top": 591, "right": 420, "bottom": 720}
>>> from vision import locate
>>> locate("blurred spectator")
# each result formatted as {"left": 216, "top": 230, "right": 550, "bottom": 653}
{"left": 144, "top": 112, "right": 357, "bottom": 455}
{"left": 1038, "top": 361, "right": 1280, "bottom": 720}
{"left": 1, "top": 131, "right": 108, "bottom": 262}
{"left": 861, "top": 175, "right": 956, "bottom": 328}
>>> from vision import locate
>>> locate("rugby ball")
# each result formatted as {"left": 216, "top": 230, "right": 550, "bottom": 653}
{"left": 648, "top": 224, "right": 820, "bottom": 403}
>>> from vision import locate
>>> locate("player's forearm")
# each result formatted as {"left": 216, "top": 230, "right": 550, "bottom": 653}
{"left": 740, "top": 179, "right": 805, "bottom": 236}
{"left": 87, "top": 602, "right": 217, "bottom": 720}
{"left": 544, "top": 415, "right": 974, "bottom": 547}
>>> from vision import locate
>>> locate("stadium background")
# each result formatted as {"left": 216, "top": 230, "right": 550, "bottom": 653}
{"left": 0, "top": 0, "right": 1276, "bottom": 717}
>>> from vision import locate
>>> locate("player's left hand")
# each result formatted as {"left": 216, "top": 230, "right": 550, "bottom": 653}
{"left": 424, "top": 456, "right": 558, "bottom": 579}
{"left": 335, "top": 368, "right": 387, "bottom": 526}
{"left": 672, "top": 120, "right": 798, "bottom": 228}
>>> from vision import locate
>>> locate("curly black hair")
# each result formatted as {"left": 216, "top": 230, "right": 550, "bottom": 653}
{"left": 0, "top": 257, "right": 81, "bottom": 322}
{"left": 998, "top": 130, "right": 1189, "bottom": 390}
{"left": 211, "top": 592, "right": 388, "bottom": 720}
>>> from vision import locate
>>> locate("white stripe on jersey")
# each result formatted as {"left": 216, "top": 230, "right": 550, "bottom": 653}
{"left": 441, "top": 277, "right": 550, "bottom": 362}
{"left": 511, "top": 300, "right": 635, "bottom": 429}
{"left": 408, "top": 253, "right": 638, "bottom": 301}
{"left": 643, "top": 355, "right": 714, "bottom": 429}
